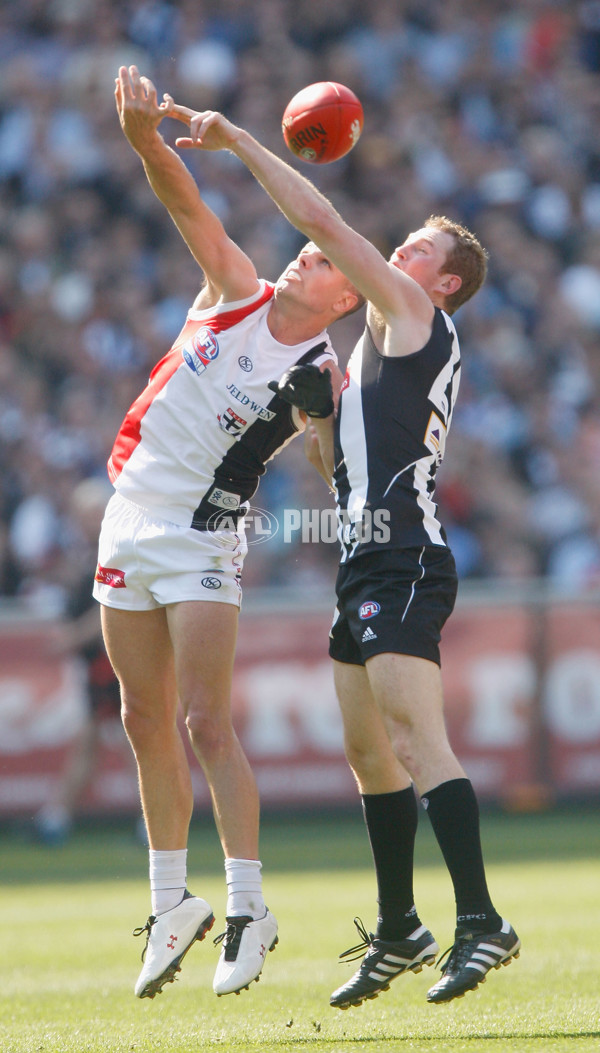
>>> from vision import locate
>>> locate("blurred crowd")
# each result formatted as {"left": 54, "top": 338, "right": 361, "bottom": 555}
{"left": 1, "top": 0, "right": 600, "bottom": 615}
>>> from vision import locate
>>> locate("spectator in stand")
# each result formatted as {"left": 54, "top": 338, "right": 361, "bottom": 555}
{"left": 0, "top": 0, "right": 599, "bottom": 596}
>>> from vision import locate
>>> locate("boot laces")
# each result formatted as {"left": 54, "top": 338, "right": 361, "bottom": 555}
{"left": 338, "top": 917, "right": 374, "bottom": 963}
{"left": 132, "top": 916, "right": 156, "bottom": 962}
{"left": 213, "top": 916, "right": 251, "bottom": 961}
{"left": 436, "top": 932, "right": 477, "bottom": 974}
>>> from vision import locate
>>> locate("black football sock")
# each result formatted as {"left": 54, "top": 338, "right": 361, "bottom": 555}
{"left": 361, "top": 787, "right": 421, "bottom": 941}
{"left": 421, "top": 778, "right": 502, "bottom": 934}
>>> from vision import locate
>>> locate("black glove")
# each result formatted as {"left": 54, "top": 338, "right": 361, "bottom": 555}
{"left": 267, "top": 364, "right": 334, "bottom": 419}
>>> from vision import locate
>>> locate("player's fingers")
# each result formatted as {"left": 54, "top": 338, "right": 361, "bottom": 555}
{"left": 128, "top": 64, "right": 143, "bottom": 97}
{"left": 168, "top": 101, "right": 195, "bottom": 125}
{"left": 188, "top": 113, "right": 208, "bottom": 142}
{"left": 117, "top": 65, "right": 134, "bottom": 100}
{"left": 175, "top": 136, "right": 194, "bottom": 148}
{"left": 140, "top": 75, "right": 158, "bottom": 106}
{"left": 176, "top": 112, "right": 222, "bottom": 148}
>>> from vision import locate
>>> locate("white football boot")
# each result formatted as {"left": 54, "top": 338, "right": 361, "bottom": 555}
{"left": 133, "top": 891, "right": 214, "bottom": 998}
{"left": 213, "top": 909, "right": 278, "bottom": 995}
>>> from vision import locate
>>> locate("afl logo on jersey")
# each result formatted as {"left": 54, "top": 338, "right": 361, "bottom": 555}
{"left": 183, "top": 327, "right": 220, "bottom": 375}
{"left": 238, "top": 356, "right": 253, "bottom": 372}
{"left": 359, "top": 601, "right": 380, "bottom": 620}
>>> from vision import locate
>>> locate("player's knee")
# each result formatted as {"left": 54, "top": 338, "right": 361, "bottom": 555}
{"left": 120, "top": 694, "right": 168, "bottom": 744}
{"left": 383, "top": 717, "right": 423, "bottom": 770}
{"left": 344, "top": 736, "right": 381, "bottom": 779}
{"left": 184, "top": 707, "right": 233, "bottom": 761}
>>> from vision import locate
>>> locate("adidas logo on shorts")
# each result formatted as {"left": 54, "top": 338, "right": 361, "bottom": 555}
{"left": 362, "top": 626, "right": 377, "bottom": 642}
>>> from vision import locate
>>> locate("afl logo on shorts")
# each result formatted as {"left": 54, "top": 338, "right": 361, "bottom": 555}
{"left": 201, "top": 576, "right": 222, "bottom": 590}
{"left": 359, "top": 600, "right": 380, "bottom": 620}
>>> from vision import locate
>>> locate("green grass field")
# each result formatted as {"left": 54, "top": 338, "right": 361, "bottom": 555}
{"left": 1, "top": 809, "right": 599, "bottom": 1052}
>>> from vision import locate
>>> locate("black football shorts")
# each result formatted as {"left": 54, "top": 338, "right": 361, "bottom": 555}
{"left": 329, "top": 546, "right": 458, "bottom": 667}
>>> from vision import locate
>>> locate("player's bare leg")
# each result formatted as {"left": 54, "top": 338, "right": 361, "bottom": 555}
{"left": 166, "top": 600, "right": 257, "bottom": 858}
{"left": 363, "top": 652, "right": 465, "bottom": 793}
{"left": 166, "top": 599, "right": 277, "bottom": 997}
{"left": 102, "top": 606, "right": 193, "bottom": 848}
{"left": 101, "top": 606, "right": 213, "bottom": 998}
{"left": 334, "top": 660, "right": 412, "bottom": 796}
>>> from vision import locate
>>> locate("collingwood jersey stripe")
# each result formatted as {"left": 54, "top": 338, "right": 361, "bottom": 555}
{"left": 334, "top": 308, "right": 460, "bottom": 561}
{"left": 336, "top": 333, "right": 368, "bottom": 560}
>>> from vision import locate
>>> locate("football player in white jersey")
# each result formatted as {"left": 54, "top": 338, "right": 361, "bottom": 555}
{"left": 169, "top": 102, "right": 520, "bottom": 1010}
{"left": 96, "top": 66, "right": 363, "bottom": 1002}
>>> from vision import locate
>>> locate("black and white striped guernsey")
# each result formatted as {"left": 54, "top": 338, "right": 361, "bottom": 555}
{"left": 334, "top": 307, "right": 461, "bottom": 562}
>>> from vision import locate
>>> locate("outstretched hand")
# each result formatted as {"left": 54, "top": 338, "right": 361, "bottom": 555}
{"left": 115, "top": 69, "right": 240, "bottom": 156}
{"left": 164, "top": 101, "right": 242, "bottom": 153}
{"left": 115, "top": 65, "right": 173, "bottom": 150}
{"left": 268, "top": 365, "right": 334, "bottom": 419}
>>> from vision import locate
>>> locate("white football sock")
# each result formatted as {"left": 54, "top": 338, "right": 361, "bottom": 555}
{"left": 224, "top": 857, "right": 265, "bottom": 920}
{"left": 149, "top": 848, "right": 187, "bottom": 916}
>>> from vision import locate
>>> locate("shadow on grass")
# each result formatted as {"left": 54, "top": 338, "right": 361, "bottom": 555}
{"left": 1, "top": 806, "right": 599, "bottom": 886}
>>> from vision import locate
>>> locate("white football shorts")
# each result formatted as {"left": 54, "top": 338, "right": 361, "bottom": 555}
{"left": 93, "top": 492, "right": 247, "bottom": 610}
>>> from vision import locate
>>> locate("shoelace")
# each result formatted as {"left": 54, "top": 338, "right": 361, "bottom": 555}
{"left": 213, "top": 916, "right": 251, "bottom": 961}
{"left": 132, "top": 916, "right": 156, "bottom": 962}
{"left": 338, "top": 917, "right": 374, "bottom": 963}
{"left": 435, "top": 933, "right": 476, "bottom": 974}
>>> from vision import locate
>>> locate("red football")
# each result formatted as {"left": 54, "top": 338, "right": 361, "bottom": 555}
{"left": 282, "top": 82, "right": 364, "bottom": 164}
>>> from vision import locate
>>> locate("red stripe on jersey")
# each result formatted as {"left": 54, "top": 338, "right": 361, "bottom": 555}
{"left": 208, "top": 283, "right": 274, "bottom": 330}
{"left": 172, "top": 283, "right": 275, "bottom": 349}
{"left": 107, "top": 284, "right": 275, "bottom": 484}
{"left": 108, "top": 350, "right": 181, "bottom": 482}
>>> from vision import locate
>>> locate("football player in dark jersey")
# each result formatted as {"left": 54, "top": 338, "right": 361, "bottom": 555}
{"left": 172, "top": 103, "right": 520, "bottom": 1010}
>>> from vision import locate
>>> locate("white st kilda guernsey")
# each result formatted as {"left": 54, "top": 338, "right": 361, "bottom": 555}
{"left": 334, "top": 307, "right": 461, "bottom": 562}
{"left": 108, "top": 281, "right": 336, "bottom": 529}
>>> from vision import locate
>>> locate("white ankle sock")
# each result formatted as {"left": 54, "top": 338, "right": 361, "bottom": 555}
{"left": 149, "top": 848, "right": 187, "bottom": 916}
{"left": 224, "top": 857, "right": 265, "bottom": 920}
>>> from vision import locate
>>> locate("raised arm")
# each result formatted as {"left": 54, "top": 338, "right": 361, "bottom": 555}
{"left": 170, "top": 106, "right": 433, "bottom": 329}
{"left": 115, "top": 67, "right": 258, "bottom": 306}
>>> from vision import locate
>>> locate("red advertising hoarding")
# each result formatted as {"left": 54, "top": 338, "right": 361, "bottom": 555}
{"left": 1, "top": 598, "right": 599, "bottom": 816}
